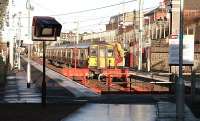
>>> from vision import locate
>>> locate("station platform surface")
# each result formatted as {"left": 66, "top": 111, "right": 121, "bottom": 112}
{"left": 61, "top": 102, "right": 199, "bottom": 121}
{"left": 0, "top": 58, "right": 199, "bottom": 121}
{"left": 129, "top": 70, "right": 169, "bottom": 82}
{"left": 129, "top": 69, "right": 196, "bottom": 87}
{"left": 22, "top": 57, "right": 99, "bottom": 98}
{"left": 0, "top": 68, "right": 41, "bottom": 103}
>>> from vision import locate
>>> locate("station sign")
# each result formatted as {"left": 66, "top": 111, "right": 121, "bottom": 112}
{"left": 168, "top": 35, "right": 194, "bottom": 65}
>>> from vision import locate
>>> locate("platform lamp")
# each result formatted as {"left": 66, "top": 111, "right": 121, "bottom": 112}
{"left": 32, "top": 16, "right": 62, "bottom": 107}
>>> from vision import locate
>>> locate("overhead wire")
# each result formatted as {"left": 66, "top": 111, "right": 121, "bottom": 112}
{"left": 7, "top": 0, "right": 161, "bottom": 33}
{"left": 49, "top": 0, "right": 137, "bottom": 16}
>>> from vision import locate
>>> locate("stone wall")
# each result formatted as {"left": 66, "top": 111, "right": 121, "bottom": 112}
{"left": 150, "top": 44, "right": 200, "bottom": 73}
{"left": 150, "top": 46, "right": 169, "bottom": 72}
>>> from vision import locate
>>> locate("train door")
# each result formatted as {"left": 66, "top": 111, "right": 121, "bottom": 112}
{"left": 77, "top": 49, "right": 80, "bottom": 67}
{"left": 106, "top": 46, "right": 115, "bottom": 68}
{"left": 56, "top": 49, "right": 59, "bottom": 61}
{"left": 98, "top": 45, "right": 106, "bottom": 68}
{"left": 64, "top": 49, "right": 67, "bottom": 63}
{"left": 72, "top": 48, "right": 78, "bottom": 67}
{"left": 67, "top": 49, "right": 71, "bottom": 65}
{"left": 70, "top": 49, "right": 73, "bottom": 66}
{"left": 53, "top": 49, "right": 56, "bottom": 61}
{"left": 88, "top": 45, "right": 97, "bottom": 68}
{"left": 79, "top": 49, "right": 84, "bottom": 67}
{"left": 48, "top": 49, "right": 50, "bottom": 58}
{"left": 84, "top": 48, "right": 88, "bottom": 67}
{"left": 60, "top": 49, "right": 62, "bottom": 62}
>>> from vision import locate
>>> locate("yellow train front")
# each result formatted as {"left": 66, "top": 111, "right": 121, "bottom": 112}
{"left": 88, "top": 43, "right": 115, "bottom": 69}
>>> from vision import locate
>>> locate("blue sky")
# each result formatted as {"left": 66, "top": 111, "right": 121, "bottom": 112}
{"left": 3, "top": 0, "right": 161, "bottom": 42}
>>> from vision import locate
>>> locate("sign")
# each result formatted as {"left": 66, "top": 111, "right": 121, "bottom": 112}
{"left": 183, "top": 35, "right": 194, "bottom": 65}
{"left": 169, "top": 36, "right": 179, "bottom": 65}
{"left": 168, "top": 35, "right": 194, "bottom": 65}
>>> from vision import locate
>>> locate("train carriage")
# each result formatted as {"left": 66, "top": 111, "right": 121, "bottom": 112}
{"left": 46, "top": 42, "right": 124, "bottom": 75}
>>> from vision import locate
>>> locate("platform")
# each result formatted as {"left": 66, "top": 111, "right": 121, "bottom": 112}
{"left": 22, "top": 57, "right": 99, "bottom": 98}
{"left": 61, "top": 102, "right": 199, "bottom": 121}
{"left": 0, "top": 68, "right": 41, "bottom": 103}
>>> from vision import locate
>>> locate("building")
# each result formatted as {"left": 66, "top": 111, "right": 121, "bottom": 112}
{"left": 142, "top": 0, "right": 200, "bottom": 72}
{"left": 106, "top": 11, "right": 140, "bottom": 49}
{"left": 81, "top": 30, "right": 116, "bottom": 43}
{"left": 60, "top": 31, "right": 77, "bottom": 44}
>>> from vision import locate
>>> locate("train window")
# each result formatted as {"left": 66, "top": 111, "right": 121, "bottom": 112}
{"left": 60, "top": 49, "right": 62, "bottom": 57}
{"left": 63, "top": 50, "right": 66, "bottom": 57}
{"left": 80, "top": 52, "right": 84, "bottom": 59}
{"left": 90, "top": 48, "right": 97, "bottom": 56}
{"left": 107, "top": 49, "right": 113, "bottom": 57}
{"left": 85, "top": 49, "right": 88, "bottom": 57}
{"left": 67, "top": 50, "right": 71, "bottom": 58}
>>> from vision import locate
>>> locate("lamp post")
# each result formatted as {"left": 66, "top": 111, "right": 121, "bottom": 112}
{"left": 74, "top": 21, "right": 79, "bottom": 69}
{"left": 17, "top": 12, "right": 22, "bottom": 70}
{"left": 177, "top": 0, "right": 184, "bottom": 120}
{"left": 26, "top": 0, "right": 33, "bottom": 88}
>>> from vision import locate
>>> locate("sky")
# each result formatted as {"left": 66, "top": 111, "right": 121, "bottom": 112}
{"left": 2, "top": 0, "right": 161, "bottom": 43}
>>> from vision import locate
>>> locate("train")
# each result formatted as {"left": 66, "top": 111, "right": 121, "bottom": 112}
{"left": 46, "top": 41, "right": 125, "bottom": 73}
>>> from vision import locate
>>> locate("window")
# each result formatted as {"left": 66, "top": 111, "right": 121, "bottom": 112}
{"left": 90, "top": 47, "right": 97, "bottom": 56}
{"left": 107, "top": 49, "right": 113, "bottom": 57}
{"left": 67, "top": 50, "right": 71, "bottom": 58}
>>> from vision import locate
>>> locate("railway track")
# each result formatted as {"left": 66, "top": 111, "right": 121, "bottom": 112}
{"left": 32, "top": 57, "right": 172, "bottom": 94}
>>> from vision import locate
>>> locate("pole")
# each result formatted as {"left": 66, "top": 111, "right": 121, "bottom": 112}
{"left": 122, "top": 0, "right": 125, "bottom": 48}
{"left": 147, "top": 17, "right": 151, "bottom": 72}
{"left": 75, "top": 21, "right": 79, "bottom": 69}
{"left": 17, "top": 12, "right": 21, "bottom": 70}
{"left": 26, "top": 0, "right": 31, "bottom": 88}
{"left": 177, "top": 0, "right": 184, "bottom": 120}
{"left": 9, "top": 0, "right": 14, "bottom": 70}
{"left": 76, "top": 21, "right": 79, "bottom": 45}
{"left": 138, "top": 0, "right": 144, "bottom": 71}
{"left": 42, "top": 41, "right": 46, "bottom": 107}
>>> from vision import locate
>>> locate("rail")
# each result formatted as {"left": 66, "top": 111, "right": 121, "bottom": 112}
{"left": 98, "top": 72, "right": 175, "bottom": 93}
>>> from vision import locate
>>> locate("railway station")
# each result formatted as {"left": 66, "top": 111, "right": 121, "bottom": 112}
{"left": 0, "top": 0, "right": 200, "bottom": 121}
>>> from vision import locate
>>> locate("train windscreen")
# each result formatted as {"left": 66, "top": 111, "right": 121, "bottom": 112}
{"left": 107, "top": 48, "right": 113, "bottom": 57}
{"left": 90, "top": 47, "right": 97, "bottom": 56}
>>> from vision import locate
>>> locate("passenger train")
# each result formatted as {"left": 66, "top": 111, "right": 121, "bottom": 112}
{"left": 46, "top": 41, "right": 125, "bottom": 71}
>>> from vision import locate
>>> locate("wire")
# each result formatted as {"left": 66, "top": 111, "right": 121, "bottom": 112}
{"left": 60, "top": 5, "right": 159, "bottom": 25}
{"left": 31, "top": 0, "right": 56, "bottom": 13}
{"left": 79, "top": 21, "right": 108, "bottom": 29}
{"left": 7, "top": 5, "right": 159, "bottom": 21}
{"left": 49, "top": 0, "right": 137, "bottom": 16}
{"left": 62, "top": 15, "right": 110, "bottom": 24}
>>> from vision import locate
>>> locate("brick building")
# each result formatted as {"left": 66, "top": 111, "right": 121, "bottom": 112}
{"left": 144, "top": 0, "right": 200, "bottom": 72}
